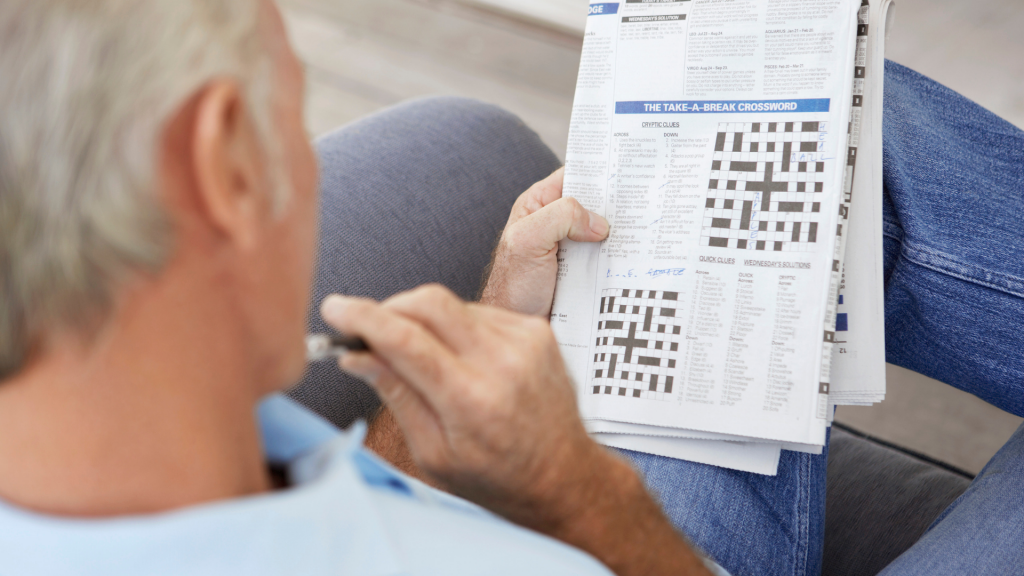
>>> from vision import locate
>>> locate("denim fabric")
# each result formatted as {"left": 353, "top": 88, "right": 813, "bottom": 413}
{"left": 881, "top": 61, "right": 1024, "bottom": 417}
{"left": 878, "top": 424, "right": 1024, "bottom": 575}
{"left": 869, "top": 60, "right": 1024, "bottom": 575}
{"left": 621, "top": 441, "right": 828, "bottom": 576}
{"left": 288, "top": 97, "right": 561, "bottom": 429}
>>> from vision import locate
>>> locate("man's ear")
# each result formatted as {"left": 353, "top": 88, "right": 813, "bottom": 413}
{"left": 191, "top": 81, "right": 268, "bottom": 250}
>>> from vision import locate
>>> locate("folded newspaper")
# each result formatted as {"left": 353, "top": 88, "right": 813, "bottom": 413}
{"left": 554, "top": 0, "right": 896, "bottom": 475}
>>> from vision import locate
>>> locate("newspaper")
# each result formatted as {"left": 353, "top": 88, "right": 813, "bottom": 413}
{"left": 829, "top": 0, "right": 895, "bottom": 407}
{"left": 554, "top": 0, "right": 894, "bottom": 474}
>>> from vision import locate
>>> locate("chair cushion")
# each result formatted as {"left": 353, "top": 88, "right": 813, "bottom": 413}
{"left": 823, "top": 426, "right": 972, "bottom": 576}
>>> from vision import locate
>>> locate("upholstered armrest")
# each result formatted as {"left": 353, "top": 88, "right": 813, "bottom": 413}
{"left": 823, "top": 425, "right": 973, "bottom": 576}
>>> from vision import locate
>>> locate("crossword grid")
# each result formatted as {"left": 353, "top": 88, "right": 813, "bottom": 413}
{"left": 700, "top": 121, "right": 829, "bottom": 253}
{"left": 591, "top": 289, "right": 683, "bottom": 401}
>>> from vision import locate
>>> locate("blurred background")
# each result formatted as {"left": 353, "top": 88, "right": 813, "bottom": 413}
{"left": 279, "top": 0, "right": 1024, "bottom": 475}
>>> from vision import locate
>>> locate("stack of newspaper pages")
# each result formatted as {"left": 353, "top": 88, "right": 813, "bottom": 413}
{"left": 553, "top": 0, "right": 896, "bottom": 475}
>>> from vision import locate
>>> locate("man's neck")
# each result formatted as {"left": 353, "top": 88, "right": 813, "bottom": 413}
{"left": 0, "top": 276, "right": 274, "bottom": 518}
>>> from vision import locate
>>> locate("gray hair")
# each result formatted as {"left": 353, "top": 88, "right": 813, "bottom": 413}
{"left": 0, "top": 0, "right": 281, "bottom": 379}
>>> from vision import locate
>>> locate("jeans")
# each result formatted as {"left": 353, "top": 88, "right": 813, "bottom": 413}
{"left": 873, "top": 60, "right": 1024, "bottom": 575}
{"left": 292, "top": 59, "right": 1024, "bottom": 576}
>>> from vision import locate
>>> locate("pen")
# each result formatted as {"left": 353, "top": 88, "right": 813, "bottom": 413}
{"left": 306, "top": 333, "right": 369, "bottom": 362}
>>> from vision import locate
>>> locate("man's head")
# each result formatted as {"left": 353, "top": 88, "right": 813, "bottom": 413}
{"left": 0, "top": 0, "right": 318, "bottom": 391}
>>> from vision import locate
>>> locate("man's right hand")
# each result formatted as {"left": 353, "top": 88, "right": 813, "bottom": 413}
{"left": 321, "top": 286, "right": 711, "bottom": 576}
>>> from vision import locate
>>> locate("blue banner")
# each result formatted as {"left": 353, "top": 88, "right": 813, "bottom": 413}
{"left": 589, "top": 3, "right": 620, "bottom": 16}
{"left": 616, "top": 99, "right": 831, "bottom": 114}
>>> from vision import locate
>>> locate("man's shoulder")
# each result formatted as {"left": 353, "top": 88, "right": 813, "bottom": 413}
{"left": 272, "top": 394, "right": 611, "bottom": 575}
{"left": 359, "top": 460, "right": 611, "bottom": 576}
{"left": 257, "top": 396, "right": 611, "bottom": 574}
{"left": 0, "top": 453, "right": 610, "bottom": 576}
{"left": 0, "top": 398, "right": 611, "bottom": 576}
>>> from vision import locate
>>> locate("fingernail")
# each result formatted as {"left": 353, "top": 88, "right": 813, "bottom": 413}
{"left": 590, "top": 212, "right": 610, "bottom": 236}
{"left": 321, "top": 295, "right": 349, "bottom": 322}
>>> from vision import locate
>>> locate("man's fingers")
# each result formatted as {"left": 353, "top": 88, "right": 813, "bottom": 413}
{"left": 384, "top": 289, "right": 531, "bottom": 355}
{"left": 506, "top": 197, "right": 609, "bottom": 258}
{"left": 507, "top": 168, "right": 565, "bottom": 225}
{"left": 341, "top": 353, "right": 443, "bottom": 454}
{"left": 321, "top": 295, "right": 465, "bottom": 405}
{"left": 338, "top": 351, "right": 389, "bottom": 385}
{"left": 382, "top": 285, "right": 481, "bottom": 353}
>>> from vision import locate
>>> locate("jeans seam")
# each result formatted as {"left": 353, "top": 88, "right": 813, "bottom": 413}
{"left": 795, "top": 453, "right": 809, "bottom": 576}
{"left": 798, "top": 453, "right": 806, "bottom": 573}
{"left": 882, "top": 218, "right": 903, "bottom": 242}
{"left": 899, "top": 240, "right": 1024, "bottom": 299}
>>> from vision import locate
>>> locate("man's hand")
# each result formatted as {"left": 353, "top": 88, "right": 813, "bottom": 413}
{"left": 321, "top": 287, "right": 710, "bottom": 576}
{"left": 480, "top": 168, "right": 609, "bottom": 316}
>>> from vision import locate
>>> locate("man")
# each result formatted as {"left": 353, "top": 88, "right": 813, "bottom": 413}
{"left": 1, "top": 2, "right": 1022, "bottom": 576}
{"left": 0, "top": 1, "right": 711, "bottom": 574}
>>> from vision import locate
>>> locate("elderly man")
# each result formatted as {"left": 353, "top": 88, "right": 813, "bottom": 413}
{"left": 1, "top": 1, "right": 1023, "bottom": 576}
{"left": 0, "top": 1, "right": 711, "bottom": 574}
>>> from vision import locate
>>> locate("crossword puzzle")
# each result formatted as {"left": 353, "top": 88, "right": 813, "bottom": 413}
{"left": 701, "top": 121, "right": 830, "bottom": 253}
{"left": 591, "top": 289, "right": 683, "bottom": 401}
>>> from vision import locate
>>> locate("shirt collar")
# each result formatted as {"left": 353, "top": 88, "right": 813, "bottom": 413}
{"left": 0, "top": 393, "right": 408, "bottom": 576}
{"left": 257, "top": 393, "right": 348, "bottom": 466}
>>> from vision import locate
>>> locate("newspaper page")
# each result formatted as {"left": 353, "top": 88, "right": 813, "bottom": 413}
{"left": 582, "top": 1, "right": 889, "bottom": 473}
{"left": 829, "top": 0, "right": 894, "bottom": 406}
{"left": 553, "top": 0, "right": 862, "bottom": 448}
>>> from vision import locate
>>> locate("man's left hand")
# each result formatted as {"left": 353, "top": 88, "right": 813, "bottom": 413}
{"left": 480, "top": 168, "right": 609, "bottom": 316}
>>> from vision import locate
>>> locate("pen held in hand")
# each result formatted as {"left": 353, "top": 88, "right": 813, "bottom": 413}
{"left": 306, "top": 333, "right": 370, "bottom": 362}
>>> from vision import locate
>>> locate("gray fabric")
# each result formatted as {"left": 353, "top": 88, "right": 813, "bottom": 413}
{"left": 823, "top": 427, "right": 972, "bottom": 576}
{"left": 287, "top": 97, "right": 562, "bottom": 429}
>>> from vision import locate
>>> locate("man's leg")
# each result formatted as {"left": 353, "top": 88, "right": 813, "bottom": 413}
{"left": 288, "top": 96, "right": 561, "bottom": 429}
{"left": 872, "top": 60, "right": 1024, "bottom": 574}
{"left": 880, "top": 61, "right": 1024, "bottom": 416}
{"left": 622, "top": 447, "right": 828, "bottom": 576}
{"left": 879, "top": 423, "right": 1024, "bottom": 575}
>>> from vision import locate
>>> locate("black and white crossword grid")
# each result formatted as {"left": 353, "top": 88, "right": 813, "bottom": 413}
{"left": 701, "top": 121, "right": 829, "bottom": 253}
{"left": 592, "top": 289, "right": 683, "bottom": 400}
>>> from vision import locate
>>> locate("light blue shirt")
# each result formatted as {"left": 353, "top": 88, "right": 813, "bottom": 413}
{"left": 0, "top": 395, "right": 612, "bottom": 575}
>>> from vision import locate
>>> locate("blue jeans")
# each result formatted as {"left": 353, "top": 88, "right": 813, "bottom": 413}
{"left": 294, "top": 60, "right": 1024, "bottom": 576}
{"left": 873, "top": 60, "right": 1024, "bottom": 575}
